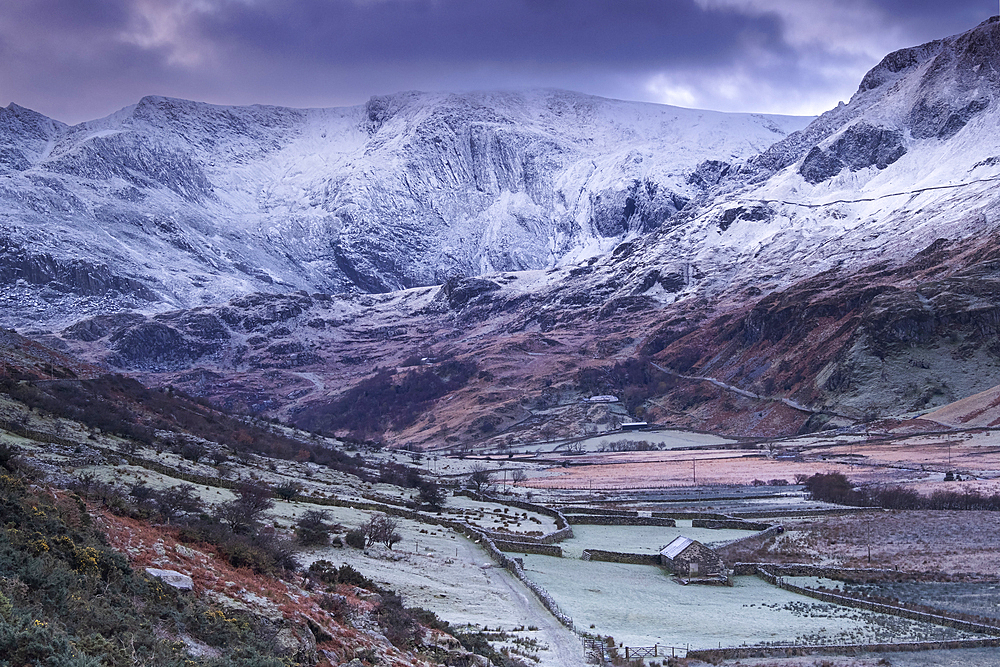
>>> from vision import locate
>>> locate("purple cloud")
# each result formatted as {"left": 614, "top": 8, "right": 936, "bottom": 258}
{"left": 0, "top": 0, "right": 993, "bottom": 123}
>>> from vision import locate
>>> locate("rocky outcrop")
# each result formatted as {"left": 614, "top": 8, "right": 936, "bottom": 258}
{"left": 144, "top": 567, "right": 194, "bottom": 590}
{"left": 799, "top": 123, "right": 906, "bottom": 184}
{"left": 0, "top": 249, "right": 158, "bottom": 301}
{"left": 439, "top": 276, "right": 502, "bottom": 309}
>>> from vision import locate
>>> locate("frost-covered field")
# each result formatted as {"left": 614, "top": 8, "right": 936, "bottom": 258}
{"left": 558, "top": 523, "right": 755, "bottom": 558}
{"left": 519, "top": 558, "right": 985, "bottom": 649}
{"left": 807, "top": 579, "right": 1000, "bottom": 622}
{"left": 569, "top": 430, "right": 738, "bottom": 452}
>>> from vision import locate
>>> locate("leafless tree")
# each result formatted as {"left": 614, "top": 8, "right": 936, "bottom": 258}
{"left": 154, "top": 484, "right": 204, "bottom": 523}
{"left": 365, "top": 514, "right": 402, "bottom": 549}
{"left": 468, "top": 462, "right": 495, "bottom": 494}
{"left": 214, "top": 481, "right": 274, "bottom": 534}
{"left": 510, "top": 469, "right": 527, "bottom": 487}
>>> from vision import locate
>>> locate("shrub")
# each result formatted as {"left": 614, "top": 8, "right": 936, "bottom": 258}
{"left": 375, "top": 592, "right": 422, "bottom": 648}
{"left": 213, "top": 481, "right": 274, "bottom": 534}
{"left": 0, "top": 476, "right": 294, "bottom": 666}
{"left": 307, "top": 561, "right": 379, "bottom": 591}
{"left": 802, "top": 472, "right": 860, "bottom": 505}
{"left": 153, "top": 484, "right": 204, "bottom": 523}
{"left": 295, "top": 509, "right": 332, "bottom": 546}
{"left": 274, "top": 482, "right": 301, "bottom": 501}
{"left": 318, "top": 593, "right": 353, "bottom": 624}
{"left": 345, "top": 528, "right": 366, "bottom": 549}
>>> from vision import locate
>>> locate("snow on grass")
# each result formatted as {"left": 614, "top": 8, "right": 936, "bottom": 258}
{"left": 519, "top": 557, "right": 984, "bottom": 649}
{"left": 569, "top": 430, "right": 738, "bottom": 452}
{"left": 446, "top": 495, "right": 559, "bottom": 534}
{"left": 292, "top": 512, "right": 584, "bottom": 667}
{"left": 558, "top": 523, "right": 756, "bottom": 559}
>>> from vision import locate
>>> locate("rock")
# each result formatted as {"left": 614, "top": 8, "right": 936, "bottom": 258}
{"left": 799, "top": 123, "right": 906, "bottom": 184}
{"left": 145, "top": 567, "right": 194, "bottom": 590}
{"left": 274, "top": 624, "right": 317, "bottom": 665}
{"left": 174, "top": 544, "right": 207, "bottom": 560}
{"left": 440, "top": 276, "right": 502, "bottom": 309}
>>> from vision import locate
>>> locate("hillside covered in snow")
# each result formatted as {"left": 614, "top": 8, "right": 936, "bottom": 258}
{"left": 0, "top": 89, "right": 807, "bottom": 328}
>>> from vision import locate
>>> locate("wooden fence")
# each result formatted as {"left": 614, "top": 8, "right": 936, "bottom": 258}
{"left": 583, "top": 639, "right": 687, "bottom": 663}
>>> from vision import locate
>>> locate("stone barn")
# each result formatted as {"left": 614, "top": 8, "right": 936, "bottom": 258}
{"left": 659, "top": 536, "right": 728, "bottom": 583}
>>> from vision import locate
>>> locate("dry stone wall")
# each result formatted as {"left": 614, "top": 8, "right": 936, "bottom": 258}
{"left": 692, "top": 518, "right": 772, "bottom": 531}
{"left": 580, "top": 549, "right": 662, "bottom": 566}
{"left": 563, "top": 507, "right": 638, "bottom": 516}
{"left": 566, "top": 515, "right": 676, "bottom": 527}
{"left": 494, "top": 540, "right": 563, "bottom": 557}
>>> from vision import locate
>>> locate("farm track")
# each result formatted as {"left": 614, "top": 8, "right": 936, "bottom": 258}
{"left": 453, "top": 536, "right": 586, "bottom": 667}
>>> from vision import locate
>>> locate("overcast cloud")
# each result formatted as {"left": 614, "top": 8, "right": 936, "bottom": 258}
{"left": 0, "top": 0, "right": 993, "bottom": 124}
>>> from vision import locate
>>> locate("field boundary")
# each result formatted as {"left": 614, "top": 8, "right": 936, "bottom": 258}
{"left": 687, "top": 637, "right": 1000, "bottom": 661}
{"left": 580, "top": 549, "right": 662, "bottom": 566}
{"left": 566, "top": 514, "right": 676, "bottom": 527}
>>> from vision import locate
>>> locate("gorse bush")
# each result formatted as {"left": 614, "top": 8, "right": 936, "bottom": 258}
{"left": 0, "top": 456, "right": 290, "bottom": 666}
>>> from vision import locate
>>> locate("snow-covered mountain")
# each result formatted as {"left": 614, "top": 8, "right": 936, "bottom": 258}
{"left": 0, "top": 89, "right": 807, "bottom": 328}
{"left": 597, "top": 16, "right": 1000, "bottom": 307}
{"left": 13, "top": 18, "right": 1000, "bottom": 445}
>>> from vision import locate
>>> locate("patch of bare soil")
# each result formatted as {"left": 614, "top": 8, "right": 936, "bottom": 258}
{"left": 718, "top": 510, "right": 1000, "bottom": 578}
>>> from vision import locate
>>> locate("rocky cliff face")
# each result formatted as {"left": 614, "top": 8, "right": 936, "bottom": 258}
{"left": 0, "top": 90, "right": 806, "bottom": 328}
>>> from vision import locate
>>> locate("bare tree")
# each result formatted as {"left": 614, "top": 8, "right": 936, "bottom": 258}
{"left": 510, "top": 469, "right": 527, "bottom": 487}
{"left": 365, "top": 514, "right": 402, "bottom": 549}
{"left": 154, "top": 484, "right": 204, "bottom": 523}
{"left": 214, "top": 481, "right": 274, "bottom": 534}
{"left": 468, "top": 462, "right": 495, "bottom": 494}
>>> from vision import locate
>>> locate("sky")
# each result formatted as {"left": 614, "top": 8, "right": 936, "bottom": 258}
{"left": 0, "top": 0, "right": 994, "bottom": 124}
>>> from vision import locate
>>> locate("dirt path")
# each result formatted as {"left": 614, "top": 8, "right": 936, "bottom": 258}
{"left": 451, "top": 538, "right": 585, "bottom": 667}
{"left": 650, "top": 361, "right": 822, "bottom": 415}
{"left": 303, "top": 515, "right": 586, "bottom": 666}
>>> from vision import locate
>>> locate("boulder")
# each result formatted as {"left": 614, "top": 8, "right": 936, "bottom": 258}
{"left": 145, "top": 567, "right": 194, "bottom": 590}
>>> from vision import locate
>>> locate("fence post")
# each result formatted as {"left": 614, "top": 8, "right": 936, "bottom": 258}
{"left": 625, "top": 647, "right": 629, "bottom": 660}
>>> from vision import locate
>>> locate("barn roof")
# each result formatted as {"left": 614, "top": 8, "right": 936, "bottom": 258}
{"left": 660, "top": 536, "right": 693, "bottom": 559}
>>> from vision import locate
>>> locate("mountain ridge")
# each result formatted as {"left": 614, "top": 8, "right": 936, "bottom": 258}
{"left": 0, "top": 89, "right": 809, "bottom": 328}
